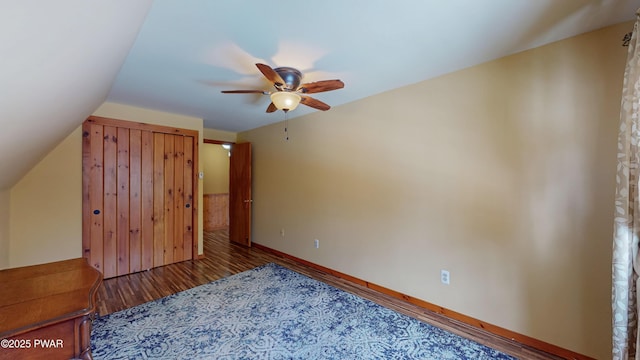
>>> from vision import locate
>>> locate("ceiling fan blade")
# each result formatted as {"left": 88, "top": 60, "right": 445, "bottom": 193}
{"left": 300, "top": 95, "right": 331, "bottom": 111}
{"left": 256, "top": 63, "right": 285, "bottom": 86}
{"left": 221, "top": 90, "right": 269, "bottom": 94}
{"left": 299, "top": 79, "right": 344, "bottom": 94}
{"left": 266, "top": 102, "right": 277, "bottom": 113}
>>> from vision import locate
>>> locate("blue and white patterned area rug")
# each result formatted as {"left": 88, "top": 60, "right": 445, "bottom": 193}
{"left": 91, "top": 263, "right": 515, "bottom": 359}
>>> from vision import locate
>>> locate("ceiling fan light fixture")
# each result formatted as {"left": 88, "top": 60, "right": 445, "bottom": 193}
{"left": 270, "top": 92, "right": 301, "bottom": 112}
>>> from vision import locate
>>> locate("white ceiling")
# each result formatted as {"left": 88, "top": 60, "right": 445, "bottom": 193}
{"left": 0, "top": 0, "right": 153, "bottom": 190}
{"left": 107, "top": 0, "right": 638, "bottom": 132}
{"left": 0, "top": 0, "right": 637, "bottom": 190}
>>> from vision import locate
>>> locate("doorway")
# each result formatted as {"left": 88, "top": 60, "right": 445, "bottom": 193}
{"left": 202, "top": 140, "right": 252, "bottom": 251}
{"left": 202, "top": 141, "right": 231, "bottom": 233}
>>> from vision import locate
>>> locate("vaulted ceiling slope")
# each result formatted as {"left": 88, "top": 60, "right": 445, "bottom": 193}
{"left": 107, "top": 1, "right": 637, "bottom": 132}
{"left": 0, "top": 1, "right": 637, "bottom": 191}
{"left": 0, "top": 1, "right": 153, "bottom": 190}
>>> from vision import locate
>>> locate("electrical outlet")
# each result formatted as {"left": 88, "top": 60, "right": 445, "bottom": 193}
{"left": 440, "top": 270, "right": 450, "bottom": 285}
{"left": 314, "top": 239, "right": 320, "bottom": 249}
{"left": 280, "top": 228, "right": 285, "bottom": 237}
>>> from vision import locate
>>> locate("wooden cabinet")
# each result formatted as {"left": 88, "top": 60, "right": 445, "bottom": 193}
{"left": 0, "top": 258, "right": 102, "bottom": 360}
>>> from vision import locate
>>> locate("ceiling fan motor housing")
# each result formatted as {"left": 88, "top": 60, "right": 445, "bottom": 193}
{"left": 222, "top": 63, "right": 341, "bottom": 112}
{"left": 274, "top": 67, "right": 302, "bottom": 91}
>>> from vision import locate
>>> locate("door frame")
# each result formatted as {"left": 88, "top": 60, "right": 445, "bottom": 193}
{"left": 203, "top": 139, "right": 235, "bottom": 242}
{"left": 202, "top": 139, "right": 252, "bottom": 248}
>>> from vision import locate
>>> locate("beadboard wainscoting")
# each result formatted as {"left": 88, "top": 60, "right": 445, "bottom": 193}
{"left": 204, "top": 193, "right": 229, "bottom": 231}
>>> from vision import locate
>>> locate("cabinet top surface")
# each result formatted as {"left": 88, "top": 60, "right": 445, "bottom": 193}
{"left": 0, "top": 258, "right": 102, "bottom": 337}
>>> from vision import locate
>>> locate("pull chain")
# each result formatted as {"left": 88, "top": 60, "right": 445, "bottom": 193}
{"left": 284, "top": 110, "right": 289, "bottom": 141}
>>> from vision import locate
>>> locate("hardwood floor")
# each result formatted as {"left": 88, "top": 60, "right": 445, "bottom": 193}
{"left": 96, "top": 229, "right": 563, "bottom": 359}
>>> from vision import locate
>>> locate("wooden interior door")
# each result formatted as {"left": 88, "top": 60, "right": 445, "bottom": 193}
{"left": 229, "top": 142, "right": 252, "bottom": 247}
{"left": 82, "top": 116, "right": 197, "bottom": 278}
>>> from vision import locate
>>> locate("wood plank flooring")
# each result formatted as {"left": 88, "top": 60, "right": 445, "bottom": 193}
{"left": 96, "top": 229, "right": 563, "bottom": 359}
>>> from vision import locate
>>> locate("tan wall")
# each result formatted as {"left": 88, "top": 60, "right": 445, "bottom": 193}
{"left": 239, "top": 22, "right": 629, "bottom": 359}
{"left": 203, "top": 128, "right": 236, "bottom": 143}
{"left": 8, "top": 103, "right": 207, "bottom": 269}
{"left": 203, "top": 143, "right": 230, "bottom": 194}
{"left": 0, "top": 189, "right": 9, "bottom": 269}
{"left": 9, "top": 127, "right": 83, "bottom": 267}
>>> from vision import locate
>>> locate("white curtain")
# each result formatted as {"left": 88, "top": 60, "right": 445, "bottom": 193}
{"left": 613, "top": 11, "right": 640, "bottom": 360}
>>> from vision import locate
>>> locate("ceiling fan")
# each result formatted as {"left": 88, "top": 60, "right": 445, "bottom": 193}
{"left": 221, "top": 63, "right": 344, "bottom": 113}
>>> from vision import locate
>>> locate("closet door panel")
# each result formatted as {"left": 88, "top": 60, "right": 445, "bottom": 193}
{"left": 81, "top": 124, "right": 91, "bottom": 264}
{"left": 129, "top": 129, "right": 142, "bottom": 273}
{"left": 173, "top": 136, "right": 185, "bottom": 263}
{"left": 116, "top": 128, "right": 130, "bottom": 276}
{"left": 140, "top": 130, "right": 154, "bottom": 271}
{"left": 163, "top": 134, "right": 175, "bottom": 265}
{"left": 183, "top": 137, "right": 194, "bottom": 260}
{"left": 87, "top": 124, "right": 104, "bottom": 273}
{"left": 153, "top": 133, "right": 165, "bottom": 267}
{"left": 103, "top": 126, "right": 118, "bottom": 278}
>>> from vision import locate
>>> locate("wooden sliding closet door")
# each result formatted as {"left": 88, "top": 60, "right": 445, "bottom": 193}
{"left": 82, "top": 116, "right": 197, "bottom": 279}
{"left": 152, "top": 132, "right": 194, "bottom": 267}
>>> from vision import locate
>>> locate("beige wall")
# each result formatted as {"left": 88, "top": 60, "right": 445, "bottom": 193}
{"left": 0, "top": 189, "right": 9, "bottom": 269}
{"left": 203, "top": 143, "right": 230, "bottom": 194}
{"left": 239, "top": 22, "right": 630, "bottom": 359}
{"left": 203, "top": 127, "right": 236, "bottom": 194}
{"left": 8, "top": 102, "right": 207, "bottom": 269}
{"left": 203, "top": 128, "right": 236, "bottom": 143}
{"left": 10, "top": 127, "right": 82, "bottom": 268}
